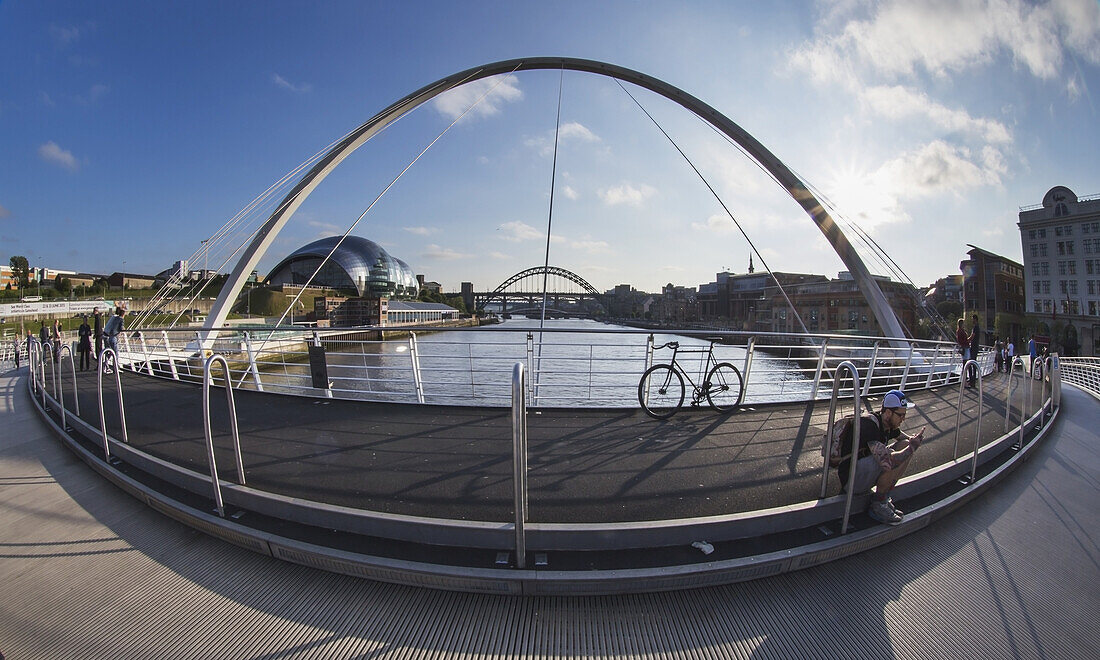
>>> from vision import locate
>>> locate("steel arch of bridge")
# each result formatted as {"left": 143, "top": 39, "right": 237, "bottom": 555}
{"left": 204, "top": 57, "right": 905, "bottom": 343}
{"left": 477, "top": 266, "right": 603, "bottom": 313}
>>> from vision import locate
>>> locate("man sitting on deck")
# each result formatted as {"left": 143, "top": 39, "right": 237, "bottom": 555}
{"left": 837, "top": 390, "right": 926, "bottom": 525}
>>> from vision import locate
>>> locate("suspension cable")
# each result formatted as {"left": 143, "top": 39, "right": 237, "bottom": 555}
{"left": 540, "top": 66, "right": 564, "bottom": 329}
{"left": 239, "top": 65, "right": 526, "bottom": 381}
{"left": 613, "top": 79, "right": 811, "bottom": 336}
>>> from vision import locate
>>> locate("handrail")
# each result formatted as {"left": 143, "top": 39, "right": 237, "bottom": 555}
{"left": 1006, "top": 357, "right": 1023, "bottom": 448}
{"left": 952, "top": 359, "right": 983, "bottom": 459}
{"left": 96, "top": 347, "right": 129, "bottom": 461}
{"left": 962, "top": 363, "right": 984, "bottom": 483}
{"left": 820, "top": 360, "right": 860, "bottom": 534}
{"left": 57, "top": 344, "right": 79, "bottom": 429}
{"left": 511, "top": 361, "right": 528, "bottom": 569}
{"left": 202, "top": 354, "right": 247, "bottom": 518}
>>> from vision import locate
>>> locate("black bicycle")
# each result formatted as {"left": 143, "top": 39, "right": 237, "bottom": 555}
{"left": 637, "top": 340, "right": 744, "bottom": 419}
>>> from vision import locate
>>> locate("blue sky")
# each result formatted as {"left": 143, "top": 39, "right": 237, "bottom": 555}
{"left": 2, "top": 0, "right": 1098, "bottom": 294}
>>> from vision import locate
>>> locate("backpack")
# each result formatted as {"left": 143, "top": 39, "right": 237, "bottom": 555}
{"left": 822, "top": 412, "right": 880, "bottom": 467}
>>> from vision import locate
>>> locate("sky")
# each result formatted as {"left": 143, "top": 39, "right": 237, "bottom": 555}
{"left": 2, "top": 0, "right": 1099, "bottom": 295}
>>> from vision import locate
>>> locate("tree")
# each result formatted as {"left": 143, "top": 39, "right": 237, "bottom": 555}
{"left": 8, "top": 255, "right": 29, "bottom": 288}
{"left": 936, "top": 300, "right": 962, "bottom": 322}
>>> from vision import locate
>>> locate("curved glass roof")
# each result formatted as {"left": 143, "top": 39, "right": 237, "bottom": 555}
{"left": 265, "top": 235, "right": 419, "bottom": 298}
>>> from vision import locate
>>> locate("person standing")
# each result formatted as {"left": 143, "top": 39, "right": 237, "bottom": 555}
{"left": 967, "top": 314, "right": 981, "bottom": 387}
{"left": 993, "top": 336, "right": 1004, "bottom": 373}
{"left": 92, "top": 306, "right": 103, "bottom": 361}
{"left": 102, "top": 304, "right": 126, "bottom": 373}
{"left": 1007, "top": 338, "right": 1015, "bottom": 371}
{"left": 1028, "top": 334, "right": 1038, "bottom": 378}
{"left": 77, "top": 314, "right": 92, "bottom": 371}
{"left": 50, "top": 319, "right": 62, "bottom": 364}
{"left": 836, "top": 389, "right": 926, "bottom": 525}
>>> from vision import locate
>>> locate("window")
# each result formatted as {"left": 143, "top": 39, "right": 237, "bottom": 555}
{"left": 1058, "top": 241, "right": 1066, "bottom": 256}
{"left": 1068, "top": 241, "right": 1076, "bottom": 255}
{"left": 1034, "top": 299, "right": 1043, "bottom": 312}
{"left": 1040, "top": 243, "right": 1048, "bottom": 257}
{"left": 1059, "top": 261, "right": 1068, "bottom": 275}
{"left": 1069, "top": 262, "right": 1077, "bottom": 275}
{"left": 1060, "top": 280, "right": 1068, "bottom": 294}
{"left": 1056, "top": 226, "right": 1064, "bottom": 236}
{"left": 1089, "top": 281, "right": 1098, "bottom": 296}
{"left": 1041, "top": 262, "right": 1050, "bottom": 276}
{"left": 1042, "top": 281, "right": 1051, "bottom": 294}
{"left": 1032, "top": 262, "right": 1041, "bottom": 276}
{"left": 1069, "top": 280, "right": 1078, "bottom": 295}
{"left": 1065, "top": 225, "right": 1074, "bottom": 235}
{"left": 1090, "top": 301, "right": 1098, "bottom": 316}
{"left": 1029, "top": 229, "right": 1037, "bottom": 239}
{"left": 1033, "top": 281, "right": 1042, "bottom": 294}
{"left": 1039, "top": 228, "right": 1047, "bottom": 238}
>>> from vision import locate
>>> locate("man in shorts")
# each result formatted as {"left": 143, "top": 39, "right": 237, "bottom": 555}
{"left": 837, "top": 389, "right": 926, "bottom": 525}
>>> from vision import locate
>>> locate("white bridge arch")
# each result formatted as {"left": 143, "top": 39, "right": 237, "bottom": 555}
{"left": 205, "top": 57, "right": 906, "bottom": 341}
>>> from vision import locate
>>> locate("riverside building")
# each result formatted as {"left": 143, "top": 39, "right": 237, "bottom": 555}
{"left": 1018, "top": 185, "right": 1100, "bottom": 356}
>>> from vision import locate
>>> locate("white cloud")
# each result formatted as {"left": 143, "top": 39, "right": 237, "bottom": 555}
{"left": 879, "top": 140, "right": 1003, "bottom": 197}
{"left": 570, "top": 238, "right": 610, "bottom": 253}
{"left": 561, "top": 185, "right": 578, "bottom": 200}
{"left": 307, "top": 220, "right": 341, "bottom": 233}
{"left": 558, "top": 122, "right": 600, "bottom": 142}
{"left": 49, "top": 24, "right": 83, "bottom": 46}
{"left": 422, "top": 244, "right": 470, "bottom": 260}
{"left": 38, "top": 141, "right": 79, "bottom": 171}
{"left": 404, "top": 226, "right": 436, "bottom": 236}
{"left": 271, "top": 73, "right": 311, "bottom": 93}
{"left": 432, "top": 74, "right": 523, "bottom": 121}
{"left": 861, "top": 85, "right": 1011, "bottom": 143}
{"left": 497, "top": 221, "right": 544, "bottom": 242}
{"left": 488, "top": 251, "right": 513, "bottom": 260}
{"left": 793, "top": 0, "right": 1100, "bottom": 83}
{"left": 599, "top": 183, "right": 656, "bottom": 207}
{"left": 691, "top": 214, "right": 737, "bottom": 234}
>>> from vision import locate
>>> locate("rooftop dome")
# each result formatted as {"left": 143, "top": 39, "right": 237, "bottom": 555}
{"left": 265, "top": 236, "right": 419, "bottom": 298}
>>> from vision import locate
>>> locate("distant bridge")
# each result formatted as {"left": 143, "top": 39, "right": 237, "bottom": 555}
{"left": 474, "top": 266, "right": 606, "bottom": 315}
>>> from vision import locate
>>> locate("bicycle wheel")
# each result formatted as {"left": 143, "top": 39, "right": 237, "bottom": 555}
{"left": 638, "top": 364, "right": 685, "bottom": 419}
{"left": 705, "top": 362, "right": 744, "bottom": 412}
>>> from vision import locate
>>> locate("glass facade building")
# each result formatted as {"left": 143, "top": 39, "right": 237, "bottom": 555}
{"left": 265, "top": 236, "right": 419, "bottom": 298}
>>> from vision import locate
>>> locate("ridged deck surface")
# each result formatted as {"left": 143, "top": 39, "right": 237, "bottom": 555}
{"left": 2, "top": 367, "right": 1097, "bottom": 659}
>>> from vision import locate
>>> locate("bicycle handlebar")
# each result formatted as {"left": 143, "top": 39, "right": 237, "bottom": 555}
{"left": 655, "top": 341, "right": 679, "bottom": 350}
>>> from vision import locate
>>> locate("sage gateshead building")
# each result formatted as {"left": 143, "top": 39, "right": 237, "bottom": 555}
{"left": 264, "top": 236, "right": 419, "bottom": 298}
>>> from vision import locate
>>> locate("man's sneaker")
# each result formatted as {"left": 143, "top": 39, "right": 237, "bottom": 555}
{"left": 868, "top": 498, "right": 903, "bottom": 525}
{"left": 884, "top": 496, "right": 903, "bottom": 516}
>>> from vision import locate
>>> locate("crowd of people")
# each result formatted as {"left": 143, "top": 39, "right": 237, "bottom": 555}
{"left": 954, "top": 314, "right": 1049, "bottom": 385}
{"left": 24, "top": 302, "right": 128, "bottom": 372}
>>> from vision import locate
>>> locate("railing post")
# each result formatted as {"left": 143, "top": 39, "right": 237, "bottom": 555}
{"left": 967, "top": 368, "right": 984, "bottom": 483}
{"left": 511, "top": 362, "right": 528, "bottom": 569}
{"left": 525, "top": 332, "right": 535, "bottom": 403}
{"left": 139, "top": 332, "right": 154, "bottom": 376}
{"left": 924, "top": 346, "right": 940, "bottom": 388}
{"left": 242, "top": 331, "right": 262, "bottom": 391}
{"left": 952, "top": 359, "right": 980, "bottom": 460}
{"left": 96, "top": 347, "right": 128, "bottom": 461}
{"left": 861, "top": 341, "right": 881, "bottom": 398}
{"left": 162, "top": 330, "right": 180, "bottom": 380}
{"left": 203, "top": 354, "right": 247, "bottom": 518}
{"left": 809, "top": 338, "right": 830, "bottom": 400}
{"left": 818, "top": 361, "right": 861, "bottom": 534}
{"left": 409, "top": 332, "right": 425, "bottom": 404}
{"left": 899, "top": 343, "right": 915, "bottom": 392}
{"left": 742, "top": 336, "right": 757, "bottom": 400}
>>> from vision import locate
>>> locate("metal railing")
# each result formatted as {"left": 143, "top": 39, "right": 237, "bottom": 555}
{"left": 95, "top": 324, "right": 993, "bottom": 409}
{"left": 21, "top": 327, "right": 1064, "bottom": 564}
{"left": 1057, "top": 357, "right": 1100, "bottom": 400}
{"left": 820, "top": 361, "right": 861, "bottom": 534}
{"left": 202, "top": 354, "right": 246, "bottom": 518}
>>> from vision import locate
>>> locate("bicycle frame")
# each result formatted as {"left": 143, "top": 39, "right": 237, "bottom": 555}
{"left": 664, "top": 343, "right": 721, "bottom": 402}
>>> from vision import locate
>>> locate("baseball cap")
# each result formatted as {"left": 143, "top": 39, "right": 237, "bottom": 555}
{"left": 883, "top": 389, "right": 915, "bottom": 409}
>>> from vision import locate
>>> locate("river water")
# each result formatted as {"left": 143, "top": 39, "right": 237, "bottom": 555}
{"left": 290, "top": 318, "right": 815, "bottom": 407}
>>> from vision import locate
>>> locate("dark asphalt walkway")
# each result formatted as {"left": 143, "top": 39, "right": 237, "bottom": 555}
{"left": 46, "top": 363, "right": 1047, "bottom": 523}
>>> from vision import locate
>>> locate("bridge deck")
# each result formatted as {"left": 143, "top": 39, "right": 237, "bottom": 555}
{"left": 50, "top": 364, "right": 1040, "bottom": 523}
{"left": 2, "top": 366, "right": 1096, "bottom": 659}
